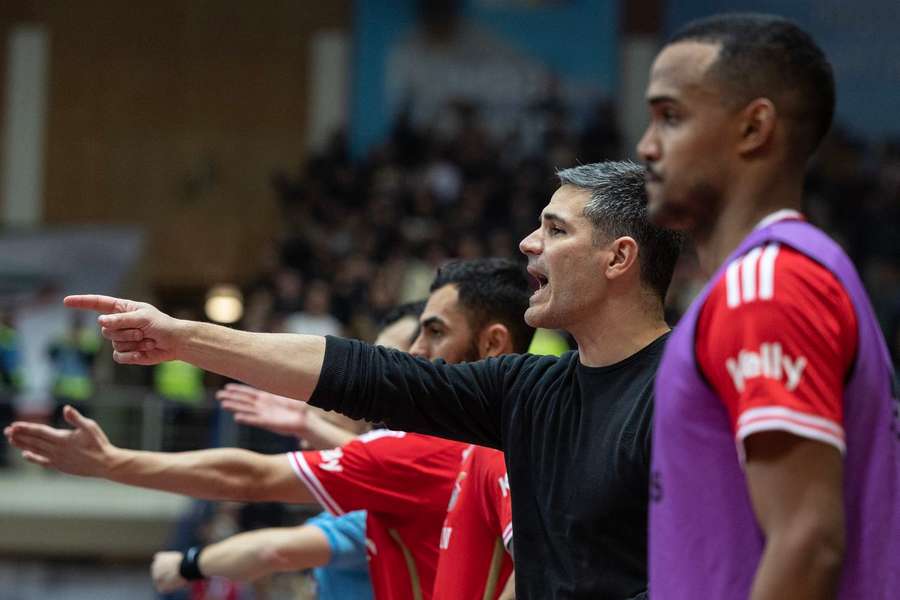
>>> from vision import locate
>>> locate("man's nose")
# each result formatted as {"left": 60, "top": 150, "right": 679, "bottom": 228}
{"left": 519, "top": 229, "right": 541, "bottom": 256}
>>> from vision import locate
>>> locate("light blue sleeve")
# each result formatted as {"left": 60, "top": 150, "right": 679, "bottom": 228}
{"left": 306, "top": 510, "right": 369, "bottom": 571}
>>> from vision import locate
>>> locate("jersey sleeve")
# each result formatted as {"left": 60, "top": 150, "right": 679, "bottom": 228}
{"left": 305, "top": 510, "right": 369, "bottom": 570}
{"left": 479, "top": 448, "right": 514, "bottom": 555}
{"left": 287, "top": 430, "right": 451, "bottom": 517}
{"left": 696, "top": 244, "right": 858, "bottom": 458}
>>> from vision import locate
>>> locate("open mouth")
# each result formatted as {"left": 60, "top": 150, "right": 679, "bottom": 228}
{"left": 527, "top": 267, "right": 549, "bottom": 293}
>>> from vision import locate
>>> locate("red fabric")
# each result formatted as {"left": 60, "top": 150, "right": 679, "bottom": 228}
{"left": 289, "top": 430, "right": 468, "bottom": 600}
{"left": 433, "top": 445, "right": 514, "bottom": 600}
{"left": 697, "top": 244, "right": 857, "bottom": 454}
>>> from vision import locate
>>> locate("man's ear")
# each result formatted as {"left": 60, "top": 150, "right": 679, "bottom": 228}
{"left": 605, "top": 236, "right": 639, "bottom": 281}
{"left": 736, "top": 97, "right": 777, "bottom": 156}
{"left": 479, "top": 323, "right": 514, "bottom": 358}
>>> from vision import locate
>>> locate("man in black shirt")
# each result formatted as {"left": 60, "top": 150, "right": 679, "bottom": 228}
{"left": 56, "top": 161, "right": 683, "bottom": 599}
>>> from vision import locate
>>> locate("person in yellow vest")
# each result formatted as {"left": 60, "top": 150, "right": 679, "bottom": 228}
{"left": 526, "top": 328, "right": 570, "bottom": 357}
{"left": 0, "top": 309, "right": 21, "bottom": 467}
{"left": 48, "top": 314, "right": 100, "bottom": 428}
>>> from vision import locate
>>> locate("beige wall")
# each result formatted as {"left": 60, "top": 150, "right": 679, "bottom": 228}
{"left": 2, "top": 1, "right": 349, "bottom": 288}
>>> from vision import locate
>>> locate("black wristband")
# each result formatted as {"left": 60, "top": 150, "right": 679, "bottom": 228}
{"left": 179, "top": 545, "right": 206, "bottom": 581}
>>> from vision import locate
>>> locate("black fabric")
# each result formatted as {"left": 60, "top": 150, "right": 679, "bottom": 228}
{"left": 310, "top": 333, "right": 667, "bottom": 600}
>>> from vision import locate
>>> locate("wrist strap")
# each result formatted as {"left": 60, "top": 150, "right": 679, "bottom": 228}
{"left": 179, "top": 545, "right": 206, "bottom": 581}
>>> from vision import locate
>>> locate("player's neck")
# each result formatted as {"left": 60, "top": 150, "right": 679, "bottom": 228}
{"left": 694, "top": 173, "right": 804, "bottom": 274}
{"left": 572, "top": 296, "right": 669, "bottom": 368}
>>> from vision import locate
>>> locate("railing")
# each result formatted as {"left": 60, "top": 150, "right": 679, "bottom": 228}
{"left": 0, "top": 385, "right": 300, "bottom": 470}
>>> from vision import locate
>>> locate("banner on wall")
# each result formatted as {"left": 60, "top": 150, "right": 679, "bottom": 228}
{"left": 351, "top": 0, "right": 619, "bottom": 156}
{"left": 666, "top": 0, "right": 900, "bottom": 141}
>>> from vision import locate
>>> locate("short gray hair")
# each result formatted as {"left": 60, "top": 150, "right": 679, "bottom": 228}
{"left": 556, "top": 160, "right": 683, "bottom": 302}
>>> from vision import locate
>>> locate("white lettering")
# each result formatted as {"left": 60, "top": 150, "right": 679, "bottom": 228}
{"left": 742, "top": 351, "right": 761, "bottom": 379}
{"left": 319, "top": 448, "right": 343, "bottom": 472}
{"left": 725, "top": 343, "right": 807, "bottom": 393}
{"left": 726, "top": 357, "right": 745, "bottom": 392}
{"left": 783, "top": 355, "right": 807, "bottom": 391}
{"left": 498, "top": 473, "right": 510, "bottom": 498}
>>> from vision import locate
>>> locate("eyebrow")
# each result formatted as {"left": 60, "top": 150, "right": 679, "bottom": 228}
{"left": 540, "top": 212, "right": 570, "bottom": 226}
{"left": 647, "top": 94, "right": 679, "bottom": 106}
{"left": 420, "top": 316, "right": 447, "bottom": 329}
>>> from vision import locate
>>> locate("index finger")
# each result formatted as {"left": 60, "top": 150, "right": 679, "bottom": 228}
{"left": 64, "top": 294, "right": 134, "bottom": 314}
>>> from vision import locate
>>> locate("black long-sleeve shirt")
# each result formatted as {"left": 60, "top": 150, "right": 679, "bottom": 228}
{"left": 309, "top": 333, "right": 668, "bottom": 600}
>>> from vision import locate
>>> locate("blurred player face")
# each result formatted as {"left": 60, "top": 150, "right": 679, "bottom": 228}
{"left": 637, "top": 41, "right": 735, "bottom": 234}
{"left": 519, "top": 185, "right": 610, "bottom": 330}
{"left": 375, "top": 316, "right": 419, "bottom": 352}
{"left": 316, "top": 315, "right": 420, "bottom": 437}
{"left": 410, "top": 284, "right": 481, "bottom": 363}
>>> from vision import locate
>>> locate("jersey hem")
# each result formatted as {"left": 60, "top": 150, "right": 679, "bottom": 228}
{"left": 735, "top": 406, "right": 846, "bottom": 463}
{"left": 502, "top": 523, "right": 514, "bottom": 554}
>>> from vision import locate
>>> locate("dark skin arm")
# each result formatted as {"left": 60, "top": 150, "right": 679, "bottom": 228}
{"left": 746, "top": 431, "right": 845, "bottom": 600}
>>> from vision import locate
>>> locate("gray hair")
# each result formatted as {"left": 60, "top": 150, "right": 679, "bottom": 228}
{"left": 556, "top": 160, "right": 683, "bottom": 302}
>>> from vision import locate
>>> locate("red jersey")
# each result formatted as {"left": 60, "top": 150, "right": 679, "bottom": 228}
{"left": 288, "top": 430, "right": 469, "bottom": 600}
{"left": 433, "top": 445, "right": 513, "bottom": 600}
{"left": 696, "top": 217, "right": 858, "bottom": 457}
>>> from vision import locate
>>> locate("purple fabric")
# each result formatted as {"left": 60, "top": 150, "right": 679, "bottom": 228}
{"left": 650, "top": 219, "right": 900, "bottom": 599}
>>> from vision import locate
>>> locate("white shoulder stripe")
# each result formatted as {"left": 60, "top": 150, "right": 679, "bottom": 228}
{"left": 726, "top": 260, "right": 741, "bottom": 308}
{"left": 741, "top": 246, "right": 763, "bottom": 303}
{"left": 724, "top": 244, "right": 780, "bottom": 308}
{"left": 758, "top": 243, "right": 780, "bottom": 300}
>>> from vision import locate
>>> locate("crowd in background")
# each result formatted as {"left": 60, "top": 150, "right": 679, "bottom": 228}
{"left": 2, "top": 96, "right": 898, "bottom": 435}
{"left": 246, "top": 100, "right": 900, "bottom": 364}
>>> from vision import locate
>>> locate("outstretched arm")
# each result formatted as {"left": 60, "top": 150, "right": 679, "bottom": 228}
{"left": 3, "top": 405, "right": 313, "bottom": 504}
{"left": 151, "top": 524, "right": 332, "bottom": 592}
{"left": 64, "top": 295, "right": 511, "bottom": 447}
{"left": 216, "top": 384, "right": 357, "bottom": 449}
{"left": 63, "top": 295, "right": 325, "bottom": 401}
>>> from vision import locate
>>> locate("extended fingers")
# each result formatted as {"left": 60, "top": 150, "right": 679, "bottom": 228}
{"left": 10, "top": 434, "right": 57, "bottom": 456}
{"left": 218, "top": 400, "right": 257, "bottom": 415}
{"left": 224, "top": 383, "right": 259, "bottom": 395}
{"left": 21, "top": 450, "right": 52, "bottom": 467}
{"left": 64, "top": 294, "right": 133, "bottom": 313}
{"left": 5, "top": 421, "right": 68, "bottom": 442}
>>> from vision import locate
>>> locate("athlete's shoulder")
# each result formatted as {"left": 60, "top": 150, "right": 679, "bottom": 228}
{"left": 706, "top": 243, "right": 851, "bottom": 315}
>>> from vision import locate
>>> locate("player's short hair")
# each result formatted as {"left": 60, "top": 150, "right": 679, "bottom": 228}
{"left": 381, "top": 300, "right": 426, "bottom": 345}
{"left": 430, "top": 258, "right": 535, "bottom": 354}
{"left": 668, "top": 13, "right": 835, "bottom": 159}
{"left": 557, "top": 161, "right": 683, "bottom": 303}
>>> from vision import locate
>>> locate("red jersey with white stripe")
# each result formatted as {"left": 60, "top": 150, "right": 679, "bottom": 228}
{"left": 433, "top": 445, "right": 513, "bottom": 600}
{"left": 696, "top": 215, "right": 858, "bottom": 455}
{"left": 288, "top": 430, "right": 469, "bottom": 600}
